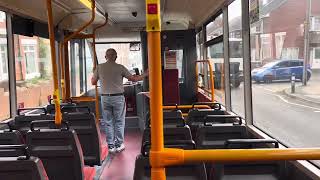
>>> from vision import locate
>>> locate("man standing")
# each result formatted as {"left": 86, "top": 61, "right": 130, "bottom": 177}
{"left": 91, "top": 48, "right": 148, "bottom": 153}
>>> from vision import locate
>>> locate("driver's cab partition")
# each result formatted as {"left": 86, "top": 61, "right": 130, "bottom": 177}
{"left": 163, "top": 69, "right": 180, "bottom": 105}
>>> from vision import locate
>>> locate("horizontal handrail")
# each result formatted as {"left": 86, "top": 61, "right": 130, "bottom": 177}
{"left": 163, "top": 105, "right": 211, "bottom": 110}
{"left": 150, "top": 148, "right": 320, "bottom": 167}
{"left": 70, "top": 96, "right": 96, "bottom": 102}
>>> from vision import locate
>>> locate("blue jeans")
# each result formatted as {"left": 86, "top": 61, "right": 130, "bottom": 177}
{"left": 101, "top": 95, "right": 126, "bottom": 148}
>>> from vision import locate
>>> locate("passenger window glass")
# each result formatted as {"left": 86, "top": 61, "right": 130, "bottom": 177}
{"left": 95, "top": 43, "right": 143, "bottom": 84}
{"left": 278, "top": 61, "right": 289, "bottom": 68}
{"left": 229, "top": 0, "right": 245, "bottom": 117}
{"left": 206, "top": 14, "right": 223, "bottom": 41}
{"left": 207, "top": 42, "right": 225, "bottom": 104}
{"left": 250, "top": 0, "right": 320, "bottom": 167}
{"left": 290, "top": 61, "right": 300, "bottom": 67}
{"left": 0, "top": 11, "right": 10, "bottom": 120}
{"left": 14, "top": 34, "right": 53, "bottom": 109}
{"left": 164, "top": 49, "right": 184, "bottom": 81}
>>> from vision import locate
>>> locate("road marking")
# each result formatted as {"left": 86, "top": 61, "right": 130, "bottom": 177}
{"left": 314, "top": 111, "right": 320, "bottom": 113}
{"left": 262, "top": 91, "right": 320, "bottom": 111}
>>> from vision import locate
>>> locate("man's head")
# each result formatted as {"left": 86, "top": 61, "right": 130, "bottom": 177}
{"left": 105, "top": 48, "right": 117, "bottom": 62}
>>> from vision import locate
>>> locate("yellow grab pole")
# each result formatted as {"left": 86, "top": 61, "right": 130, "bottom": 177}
{"left": 146, "top": 0, "right": 165, "bottom": 179}
{"left": 92, "top": 13, "right": 108, "bottom": 122}
{"left": 59, "top": 0, "right": 96, "bottom": 101}
{"left": 196, "top": 60, "right": 215, "bottom": 102}
{"left": 148, "top": 31, "right": 165, "bottom": 180}
{"left": 46, "top": 0, "right": 62, "bottom": 125}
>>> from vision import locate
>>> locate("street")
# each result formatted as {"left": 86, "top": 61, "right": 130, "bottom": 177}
{"left": 230, "top": 79, "right": 320, "bottom": 148}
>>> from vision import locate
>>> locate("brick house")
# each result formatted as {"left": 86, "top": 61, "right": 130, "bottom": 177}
{"left": 249, "top": 0, "right": 320, "bottom": 69}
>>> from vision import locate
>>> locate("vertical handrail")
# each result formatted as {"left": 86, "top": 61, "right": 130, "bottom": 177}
{"left": 195, "top": 60, "right": 215, "bottom": 102}
{"left": 92, "top": 13, "right": 108, "bottom": 122}
{"left": 146, "top": 0, "right": 165, "bottom": 179}
{"left": 46, "top": 0, "right": 62, "bottom": 125}
{"left": 60, "top": 0, "right": 96, "bottom": 101}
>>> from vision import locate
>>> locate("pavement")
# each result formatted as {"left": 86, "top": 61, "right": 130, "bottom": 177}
{"left": 283, "top": 80, "right": 320, "bottom": 107}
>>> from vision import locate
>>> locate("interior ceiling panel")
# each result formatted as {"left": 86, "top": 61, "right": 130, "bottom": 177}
{"left": 97, "top": 0, "right": 146, "bottom": 23}
{"left": 0, "top": 0, "right": 106, "bottom": 32}
{"left": 96, "top": 0, "right": 225, "bottom": 31}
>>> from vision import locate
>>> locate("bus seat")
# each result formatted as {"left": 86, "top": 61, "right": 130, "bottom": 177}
{"left": 186, "top": 109, "right": 229, "bottom": 139}
{"left": 134, "top": 154, "right": 207, "bottom": 180}
{"left": 62, "top": 107, "right": 101, "bottom": 166}
{"left": 14, "top": 112, "right": 54, "bottom": 137}
{"left": 134, "top": 140, "right": 207, "bottom": 180}
{"left": 145, "top": 110, "right": 184, "bottom": 128}
{"left": 210, "top": 139, "right": 286, "bottom": 180}
{"left": 142, "top": 126, "right": 192, "bottom": 145}
{"left": 141, "top": 140, "right": 195, "bottom": 156}
{"left": 46, "top": 102, "right": 76, "bottom": 115}
{"left": 0, "top": 125, "right": 25, "bottom": 157}
{"left": 195, "top": 124, "right": 247, "bottom": 149}
{"left": 26, "top": 120, "right": 85, "bottom": 180}
{"left": 0, "top": 145, "right": 48, "bottom": 180}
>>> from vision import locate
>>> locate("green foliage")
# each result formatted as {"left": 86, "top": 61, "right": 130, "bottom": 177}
{"left": 39, "top": 38, "right": 49, "bottom": 59}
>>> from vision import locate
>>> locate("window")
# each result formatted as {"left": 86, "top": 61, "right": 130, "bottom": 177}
{"left": 0, "top": 11, "right": 10, "bottom": 121}
{"left": 206, "top": 14, "right": 223, "bottom": 41}
{"left": 15, "top": 35, "right": 53, "bottom": 108}
{"left": 0, "top": 45, "right": 8, "bottom": 79}
{"left": 85, "top": 40, "right": 94, "bottom": 91}
{"left": 23, "top": 45, "right": 37, "bottom": 75}
{"left": 278, "top": 61, "right": 289, "bottom": 68}
{"left": 261, "top": 34, "right": 272, "bottom": 60}
{"left": 289, "top": 61, "right": 302, "bottom": 67}
{"left": 95, "top": 43, "right": 143, "bottom": 84}
{"left": 163, "top": 49, "right": 184, "bottom": 80}
{"left": 249, "top": 0, "right": 320, "bottom": 164}
{"left": 311, "top": 17, "right": 320, "bottom": 31}
{"left": 315, "top": 48, "right": 320, "bottom": 59}
{"left": 229, "top": 0, "right": 245, "bottom": 117}
{"left": 207, "top": 42, "right": 225, "bottom": 104}
{"left": 281, "top": 48, "right": 299, "bottom": 59}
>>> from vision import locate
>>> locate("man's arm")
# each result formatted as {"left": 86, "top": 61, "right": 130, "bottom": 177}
{"left": 91, "top": 67, "right": 99, "bottom": 85}
{"left": 127, "top": 72, "right": 148, "bottom": 82}
{"left": 124, "top": 68, "right": 148, "bottom": 82}
{"left": 91, "top": 76, "right": 98, "bottom": 85}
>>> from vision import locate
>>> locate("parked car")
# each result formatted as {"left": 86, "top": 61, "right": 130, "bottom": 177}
{"left": 251, "top": 60, "right": 312, "bottom": 83}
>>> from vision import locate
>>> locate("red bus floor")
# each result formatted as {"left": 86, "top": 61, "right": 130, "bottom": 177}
{"left": 94, "top": 128, "right": 142, "bottom": 180}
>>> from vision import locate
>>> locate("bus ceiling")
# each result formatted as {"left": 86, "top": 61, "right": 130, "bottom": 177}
{"left": 0, "top": 0, "right": 226, "bottom": 38}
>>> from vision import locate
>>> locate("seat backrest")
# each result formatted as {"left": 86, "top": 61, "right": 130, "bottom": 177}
{"left": 63, "top": 111, "right": 101, "bottom": 166}
{"left": 26, "top": 121, "right": 85, "bottom": 180}
{"left": 14, "top": 114, "right": 54, "bottom": 136}
{"left": 0, "top": 129, "right": 25, "bottom": 157}
{"left": 195, "top": 124, "right": 247, "bottom": 149}
{"left": 145, "top": 110, "right": 184, "bottom": 128}
{"left": 187, "top": 109, "right": 229, "bottom": 126}
{"left": 142, "top": 126, "right": 192, "bottom": 145}
{"left": 134, "top": 154, "right": 207, "bottom": 180}
{"left": 211, "top": 139, "right": 285, "bottom": 180}
{"left": 0, "top": 145, "right": 48, "bottom": 180}
{"left": 46, "top": 103, "right": 76, "bottom": 114}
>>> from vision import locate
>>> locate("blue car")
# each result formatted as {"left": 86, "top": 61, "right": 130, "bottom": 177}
{"left": 251, "top": 60, "right": 312, "bottom": 83}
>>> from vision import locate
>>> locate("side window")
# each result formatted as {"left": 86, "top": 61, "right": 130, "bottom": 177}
{"left": 290, "top": 61, "right": 300, "bottom": 67}
{"left": 278, "top": 61, "right": 289, "bottom": 68}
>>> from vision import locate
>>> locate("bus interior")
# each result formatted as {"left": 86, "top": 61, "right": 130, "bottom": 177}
{"left": 0, "top": 0, "right": 320, "bottom": 180}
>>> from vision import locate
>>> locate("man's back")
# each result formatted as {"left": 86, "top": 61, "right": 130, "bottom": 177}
{"left": 95, "top": 61, "right": 131, "bottom": 94}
